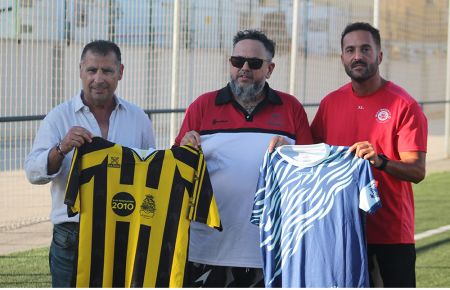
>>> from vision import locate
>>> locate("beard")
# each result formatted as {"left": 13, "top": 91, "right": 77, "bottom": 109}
{"left": 344, "top": 60, "right": 379, "bottom": 83}
{"left": 229, "top": 76, "right": 265, "bottom": 103}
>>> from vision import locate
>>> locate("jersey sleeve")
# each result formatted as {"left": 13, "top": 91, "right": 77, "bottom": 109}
{"left": 64, "top": 146, "right": 81, "bottom": 217}
{"left": 187, "top": 149, "right": 222, "bottom": 231}
{"left": 250, "top": 150, "right": 271, "bottom": 226}
{"left": 357, "top": 158, "right": 381, "bottom": 213}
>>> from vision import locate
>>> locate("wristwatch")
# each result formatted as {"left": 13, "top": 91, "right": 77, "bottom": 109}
{"left": 55, "top": 142, "right": 66, "bottom": 158}
{"left": 375, "top": 154, "right": 389, "bottom": 170}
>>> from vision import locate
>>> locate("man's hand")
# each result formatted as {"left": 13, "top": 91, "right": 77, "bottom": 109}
{"left": 348, "top": 141, "right": 426, "bottom": 183}
{"left": 59, "top": 126, "right": 95, "bottom": 154}
{"left": 180, "top": 131, "right": 201, "bottom": 148}
{"left": 268, "top": 136, "right": 290, "bottom": 153}
{"left": 47, "top": 126, "right": 94, "bottom": 175}
{"left": 348, "top": 141, "right": 381, "bottom": 167}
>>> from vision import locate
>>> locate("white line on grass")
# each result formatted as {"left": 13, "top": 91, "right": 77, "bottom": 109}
{"left": 415, "top": 224, "right": 450, "bottom": 241}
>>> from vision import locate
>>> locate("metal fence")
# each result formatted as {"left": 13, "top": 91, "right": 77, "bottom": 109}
{"left": 1, "top": 0, "right": 449, "bottom": 228}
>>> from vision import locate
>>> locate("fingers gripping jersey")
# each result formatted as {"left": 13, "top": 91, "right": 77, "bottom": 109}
{"left": 64, "top": 137, "right": 221, "bottom": 287}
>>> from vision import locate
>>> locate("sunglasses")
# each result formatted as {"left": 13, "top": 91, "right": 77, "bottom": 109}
{"left": 229, "top": 56, "right": 269, "bottom": 70}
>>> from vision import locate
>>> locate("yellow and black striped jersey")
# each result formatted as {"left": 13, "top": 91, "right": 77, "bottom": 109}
{"left": 64, "top": 137, "right": 221, "bottom": 287}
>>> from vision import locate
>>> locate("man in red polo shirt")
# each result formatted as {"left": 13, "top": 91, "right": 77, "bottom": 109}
{"left": 175, "top": 29, "right": 313, "bottom": 287}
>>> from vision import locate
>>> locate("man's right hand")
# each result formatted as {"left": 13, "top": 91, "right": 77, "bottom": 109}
{"left": 268, "top": 136, "right": 290, "bottom": 153}
{"left": 180, "top": 131, "right": 201, "bottom": 148}
{"left": 47, "top": 126, "right": 94, "bottom": 175}
{"left": 58, "top": 126, "right": 94, "bottom": 154}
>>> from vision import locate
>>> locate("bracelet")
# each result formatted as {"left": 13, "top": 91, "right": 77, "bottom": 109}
{"left": 55, "top": 142, "right": 66, "bottom": 158}
{"left": 375, "top": 154, "right": 389, "bottom": 171}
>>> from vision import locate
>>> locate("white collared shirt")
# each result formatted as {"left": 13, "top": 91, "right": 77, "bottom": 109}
{"left": 24, "top": 91, "right": 155, "bottom": 224}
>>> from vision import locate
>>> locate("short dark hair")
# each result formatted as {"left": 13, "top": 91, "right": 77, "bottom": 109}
{"left": 80, "top": 40, "right": 122, "bottom": 64}
{"left": 341, "top": 22, "right": 381, "bottom": 50}
{"left": 233, "top": 29, "right": 276, "bottom": 60}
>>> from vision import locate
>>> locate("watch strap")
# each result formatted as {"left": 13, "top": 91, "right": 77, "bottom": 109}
{"left": 376, "top": 154, "right": 388, "bottom": 170}
{"left": 55, "top": 142, "right": 66, "bottom": 158}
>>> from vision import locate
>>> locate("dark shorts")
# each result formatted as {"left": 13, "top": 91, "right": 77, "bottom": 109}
{"left": 183, "top": 261, "right": 264, "bottom": 288}
{"left": 368, "top": 244, "right": 416, "bottom": 288}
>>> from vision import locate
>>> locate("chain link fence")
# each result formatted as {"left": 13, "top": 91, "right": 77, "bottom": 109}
{"left": 0, "top": 0, "right": 448, "bottom": 227}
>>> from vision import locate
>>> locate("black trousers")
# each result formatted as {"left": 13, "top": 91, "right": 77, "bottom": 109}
{"left": 368, "top": 244, "right": 416, "bottom": 288}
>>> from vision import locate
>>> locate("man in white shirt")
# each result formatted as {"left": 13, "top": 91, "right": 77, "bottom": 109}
{"left": 24, "top": 40, "right": 155, "bottom": 287}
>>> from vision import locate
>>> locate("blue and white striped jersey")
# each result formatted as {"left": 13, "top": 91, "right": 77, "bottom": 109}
{"left": 251, "top": 143, "right": 381, "bottom": 288}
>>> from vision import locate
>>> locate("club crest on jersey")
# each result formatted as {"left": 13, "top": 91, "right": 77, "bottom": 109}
{"left": 140, "top": 194, "right": 156, "bottom": 218}
{"left": 375, "top": 108, "right": 391, "bottom": 123}
{"left": 111, "top": 192, "right": 135, "bottom": 216}
{"left": 108, "top": 156, "right": 121, "bottom": 168}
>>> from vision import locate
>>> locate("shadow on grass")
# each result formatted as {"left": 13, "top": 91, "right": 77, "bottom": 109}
{"left": 0, "top": 273, "right": 49, "bottom": 276}
{"left": 0, "top": 281, "right": 50, "bottom": 287}
{"left": 0, "top": 255, "right": 47, "bottom": 259}
{"left": 0, "top": 274, "right": 50, "bottom": 287}
{"left": 416, "top": 266, "right": 450, "bottom": 269}
{"left": 416, "top": 237, "right": 450, "bottom": 255}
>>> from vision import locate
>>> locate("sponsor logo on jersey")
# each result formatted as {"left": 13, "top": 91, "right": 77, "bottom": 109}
{"left": 111, "top": 192, "right": 135, "bottom": 216}
{"left": 375, "top": 108, "right": 391, "bottom": 123}
{"left": 140, "top": 194, "right": 156, "bottom": 218}
{"left": 369, "top": 181, "right": 378, "bottom": 199}
{"left": 296, "top": 167, "right": 314, "bottom": 176}
{"left": 108, "top": 156, "right": 121, "bottom": 168}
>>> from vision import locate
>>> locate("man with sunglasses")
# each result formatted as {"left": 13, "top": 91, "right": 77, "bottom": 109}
{"left": 174, "top": 29, "right": 312, "bottom": 287}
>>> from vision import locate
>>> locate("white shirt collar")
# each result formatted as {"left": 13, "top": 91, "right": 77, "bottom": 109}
{"left": 73, "top": 90, "right": 125, "bottom": 112}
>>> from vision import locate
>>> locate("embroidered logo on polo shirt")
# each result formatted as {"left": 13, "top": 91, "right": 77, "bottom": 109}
{"left": 375, "top": 108, "right": 391, "bottom": 123}
{"left": 267, "top": 113, "right": 283, "bottom": 127}
{"left": 212, "top": 119, "right": 228, "bottom": 125}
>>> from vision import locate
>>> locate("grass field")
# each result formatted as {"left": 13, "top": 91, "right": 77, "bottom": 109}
{"left": 0, "top": 171, "right": 449, "bottom": 287}
{"left": 414, "top": 171, "right": 450, "bottom": 287}
{"left": 0, "top": 247, "right": 50, "bottom": 287}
